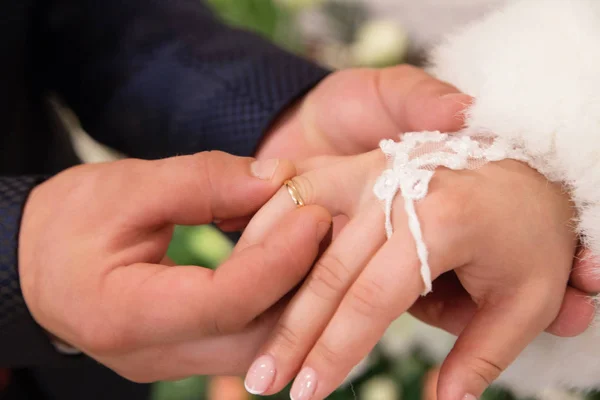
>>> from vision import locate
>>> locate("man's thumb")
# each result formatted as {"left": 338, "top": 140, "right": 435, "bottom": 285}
{"left": 133, "top": 151, "right": 297, "bottom": 227}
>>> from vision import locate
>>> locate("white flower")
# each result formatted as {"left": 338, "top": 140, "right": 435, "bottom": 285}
{"left": 359, "top": 376, "right": 401, "bottom": 400}
{"left": 351, "top": 19, "right": 409, "bottom": 67}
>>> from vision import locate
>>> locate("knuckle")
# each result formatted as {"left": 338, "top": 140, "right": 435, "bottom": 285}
{"left": 306, "top": 254, "right": 350, "bottom": 301}
{"left": 213, "top": 309, "right": 245, "bottom": 336}
{"left": 270, "top": 323, "right": 302, "bottom": 354}
{"left": 465, "top": 355, "right": 504, "bottom": 386}
{"left": 346, "top": 278, "right": 388, "bottom": 318}
{"left": 194, "top": 151, "right": 220, "bottom": 217}
{"left": 313, "top": 341, "right": 345, "bottom": 367}
{"left": 423, "top": 181, "right": 471, "bottom": 229}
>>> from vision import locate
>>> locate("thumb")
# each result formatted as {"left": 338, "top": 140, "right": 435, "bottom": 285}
{"left": 571, "top": 248, "right": 600, "bottom": 293}
{"left": 436, "top": 289, "right": 562, "bottom": 400}
{"left": 377, "top": 65, "right": 473, "bottom": 133}
{"left": 131, "top": 151, "right": 297, "bottom": 227}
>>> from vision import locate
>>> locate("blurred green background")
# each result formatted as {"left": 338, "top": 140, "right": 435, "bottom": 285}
{"left": 148, "top": 1, "right": 597, "bottom": 399}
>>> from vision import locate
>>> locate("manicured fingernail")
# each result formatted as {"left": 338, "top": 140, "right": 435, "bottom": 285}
{"left": 290, "top": 367, "right": 317, "bottom": 400}
{"left": 251, "top": 159, "right": 279, "bottom": 180}
{"left": 316, "top": 221, "right": 331, "bottom": 243}
{"left": 244, "top": 355, "right": 276, "bottom": 395}
{"left": 463, "top": 394, "right": 478, "bottom": 400}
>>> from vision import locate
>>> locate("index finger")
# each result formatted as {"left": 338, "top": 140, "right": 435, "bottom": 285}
{"left": 100, "top": 206, "right": 331, "bottom": 350}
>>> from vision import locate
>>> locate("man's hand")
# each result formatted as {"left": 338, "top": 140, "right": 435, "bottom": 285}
{"left": 257, "top": 65, "right": 472, "bottom": 161}
{"left": 18, "top": 152, "right": 331, "bottom": 382}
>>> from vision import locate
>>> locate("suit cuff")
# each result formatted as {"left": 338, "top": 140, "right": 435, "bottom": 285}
{"left": 0, "top": 176, "right": 75, "bottom": 366}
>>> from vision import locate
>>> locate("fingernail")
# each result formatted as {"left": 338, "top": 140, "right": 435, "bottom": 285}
{"left": 578, "top": 248, "right": 600, "bottom": 265}
{"left": 316, "top": 221, "right": 331, "bottom": 243}
{"left": 439, "top": 93, "right": 473, "bottom": 105}
{"left": 290, "top": 367, "right": 318, "bottom": 400}
{"left": 463, "top": 394, "right": 478, "bottom": 400}
{"left": 244, "top": 355, "right": 276, "bottom": 395}
{"left": 251, "top": 159, "right": 280, "bottom": 180}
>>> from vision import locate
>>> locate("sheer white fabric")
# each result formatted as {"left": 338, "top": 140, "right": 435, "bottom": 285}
{"left": 373, "top": 131, "right": 531, "bottom": 295}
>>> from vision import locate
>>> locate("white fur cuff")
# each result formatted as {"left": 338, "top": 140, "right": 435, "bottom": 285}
{"left": 428, "top": 0, "right": 600, "bottom": 257}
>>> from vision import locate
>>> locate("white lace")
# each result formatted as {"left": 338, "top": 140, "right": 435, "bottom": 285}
{"left": 373, "top": 131, "right": 531, "bottom": 295}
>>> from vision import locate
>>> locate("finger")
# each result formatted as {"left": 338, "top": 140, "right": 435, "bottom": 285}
{"left": 235, "top": 153, "right": 372, "bottom": 254}
{"left": 302, "top": 66, "right": 472, "bottom": 156}
{"left": 409, "top": 272, "right": 477, "bottom": 336}
{"left": 211, "top": 205, "right": 331, "bottom": 332}
{"left": 436, "top": 289, "right": 563, "bottom": 400}
{"left": 243, "top": 210, "right": 384, "bottom": 396}
{"left": 287, "top": 230, "right": 428, "bottom": 400}
{"left": 215, "top": 217, "right": 251, "bottom": 232}
{"left": 161, "top": 256, "right": 176, "bottom": 266}
{"left": 100, "top": 206, "right": 331, "bottom": 349}
{"left": 100, "top": 305, "right": 285, "bottom": 382}
{"left": 545, "top": 286, "right": 595, "bottom": 337}
{"left": 571, "top": 248, "right": 600, "bottom": 293}
{"left": 411, "top": 277, "right": 594, "bottom": 338}
{"left": 376, "top": 65, "right": 473, "bottom": 134}
{"left": 424, "top": 367, "right": 441, "bottom": 400}
{"left": 132, "top": 152, "right": 296, "bottom": 227}
{"left": 295, "top": 155, "right": 347, "bottom": 175}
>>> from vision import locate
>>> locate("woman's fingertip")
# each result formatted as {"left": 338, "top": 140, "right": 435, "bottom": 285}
{"left": 244, "top": 355, "right": 277, "bottom": 395}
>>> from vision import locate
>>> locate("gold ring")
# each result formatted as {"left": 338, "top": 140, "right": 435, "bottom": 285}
{"left": 284, "top": 179, "right": 305, "bottom": 208}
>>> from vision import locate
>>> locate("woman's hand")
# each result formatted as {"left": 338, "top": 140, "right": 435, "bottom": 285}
{"left": 239, "top": 149, "right": 578, "bottom": 400}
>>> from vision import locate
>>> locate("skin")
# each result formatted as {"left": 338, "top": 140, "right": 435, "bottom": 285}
{"left": 257, "top": 65, "right": 598, "bottom": 337}
{"left": 18, "top": 65, "right": 596, "bottom": 383}
{"left": 19, "top": 153, "right": 332, "bottom": 380}
{"left": 241, "top": 150, "right": 579, "bottom": 400}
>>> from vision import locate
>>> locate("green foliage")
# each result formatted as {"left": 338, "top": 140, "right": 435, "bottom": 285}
{"left": 204, "top": 0, "right": 303, "bottom": 53}
{"left": 167, "top": 225, "right": 232, "bottom": 269}
{"left": 152, "top": 376, "right": 208, "bottom": 400}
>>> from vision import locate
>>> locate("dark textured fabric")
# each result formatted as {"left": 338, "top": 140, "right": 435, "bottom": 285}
{"left": 0, "top": 0, "right": 329, "bottom": 398}
{"left": 0, "top": 177, "right": 40, "bottom": 330}
{"left": 0, "top": 176, "right": 77, "bottom": 369}
{"left": 43, "top": 0, "right": 328, "bottom": 159}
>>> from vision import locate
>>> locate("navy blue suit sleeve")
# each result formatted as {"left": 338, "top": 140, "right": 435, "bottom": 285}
{"left": 42, "top": 0, "right": 330, "bottom": 159}
{"left": 0, "top": 176, "right": 71, "bottom": 367}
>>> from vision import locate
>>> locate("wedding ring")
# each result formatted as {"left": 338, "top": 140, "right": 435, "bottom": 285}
{"left": 284, "top": 179, "right": 305, "bottom": 208}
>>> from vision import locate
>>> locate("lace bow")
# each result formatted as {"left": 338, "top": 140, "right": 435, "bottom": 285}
{"left": 373, "top": 131, "right": 529, "bottom": 295}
